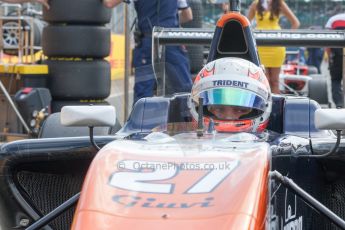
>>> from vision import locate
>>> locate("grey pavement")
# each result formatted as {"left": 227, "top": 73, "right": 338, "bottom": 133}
{"left": 106, "top": 75, "right": 134, "bottom": 125}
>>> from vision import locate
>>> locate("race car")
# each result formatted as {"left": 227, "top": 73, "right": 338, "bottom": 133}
{"left": 279, "top": 50, "right": 328, "bottom": 105}
{"left": 0, "top": 2, "right": 345, "bottom": 230}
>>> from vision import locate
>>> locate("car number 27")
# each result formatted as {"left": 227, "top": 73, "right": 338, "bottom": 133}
{"left": 108, "top": 160, "right": 239, "bottom": 194}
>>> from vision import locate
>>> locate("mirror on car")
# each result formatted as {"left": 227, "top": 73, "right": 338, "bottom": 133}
{"left": 315, "top": 109, "right": 345, "bottom": 130}
{"left": 60, "top": 106, "right": 116, "bottom": 127}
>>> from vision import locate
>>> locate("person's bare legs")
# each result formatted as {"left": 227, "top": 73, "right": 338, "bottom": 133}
{"left": 266, "top": 67, "right": 281, "bottom": 94}
{"left": 264, "top": 67, "right": 271, "bottom": 88}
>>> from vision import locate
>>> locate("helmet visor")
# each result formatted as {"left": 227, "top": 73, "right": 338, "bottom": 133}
{"left": 198, "top": 88, "right": 266, "bottom": 120}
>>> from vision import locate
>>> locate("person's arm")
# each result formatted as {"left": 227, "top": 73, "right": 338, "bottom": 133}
{"left": 2, "top": 0, "right": 49, "bottom": 9}
{"left": 221, "top": 3, "right": 229, "bottom": 14}
{"left": 103, "top": 0, "right": 123, "bottom": 8}
{"left": 280, "top": 1, "right": 300, "bottom": 29}
{"left": 247, "top": 1, "right": 257, "bottom": 21}
{"left": 178, "top": 0, "right": 193, "bottom": 24}
{"left": 179, "top": 6, "right": 193, "bottom": 24}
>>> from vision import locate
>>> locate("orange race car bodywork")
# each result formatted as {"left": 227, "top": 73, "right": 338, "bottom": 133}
{"left": 72, "top": 134, "right": 271, "bottom": 230}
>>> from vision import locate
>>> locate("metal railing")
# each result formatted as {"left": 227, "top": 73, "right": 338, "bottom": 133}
{"left": 0, "top": 3, "right": 42, "bottom": 64}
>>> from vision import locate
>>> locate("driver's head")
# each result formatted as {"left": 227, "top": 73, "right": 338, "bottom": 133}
{"left": 190, "top": 57, "right": 272, "bottom": 133}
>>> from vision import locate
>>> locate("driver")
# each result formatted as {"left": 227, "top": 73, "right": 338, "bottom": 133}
{"left": 207, "top": 105, "right": 252, "bottom": 120}
{"left": 190, "top": 57, "right": 272, "bottom": 133}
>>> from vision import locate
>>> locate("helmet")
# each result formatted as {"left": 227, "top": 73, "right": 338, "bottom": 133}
{"left": 190, "top": 57, "right": 272, "bottom": 133}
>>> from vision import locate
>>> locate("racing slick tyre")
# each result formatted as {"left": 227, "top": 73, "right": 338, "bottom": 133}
{"left": 308, "top": 75, "right": 328, "bottom": 105}
{"left": 181, "top": 0, "right": 204, "bottom": 74}
{"left": 308, "top": 65, "right": 318, "bottom": 75}
{"left": 43, "top": 0, "right": 112, "bottom": 24}
{"left": 42, "top": 25, "right": 110, "bottom": 58}
{"left": 44, "top": 59, "right": 111, "bottom": 100}
{"left": 2, "top": 18, "right": 45, "bottom": 55}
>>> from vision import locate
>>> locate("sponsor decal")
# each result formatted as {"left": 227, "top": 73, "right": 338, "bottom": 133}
{"left": 165, "top": 31, "right": 213, "bottom": 38}
{"left": 212, "top": 80, "right": 249, "bottom": 88}
{"left": 112, "top": 195, "right": 214, "bottom": 209}
{"left": 192, "top": 75, "right": 269, "bottom": 99}
{"left": 281, "top": 189, "right": 303, "bottom": 230}
{"left": 153, "top": 30, "right": 344, "bottom": 46}
{"left": 254, "top": 31, "right": 344, "bottom": 40}
{"left": 109, "top": 160, "right": 239, "bottom": 194}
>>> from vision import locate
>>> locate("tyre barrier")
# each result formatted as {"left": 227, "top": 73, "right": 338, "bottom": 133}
{"left": 308, "top": 75, "right": 329, "bottom": 105}
{"left": 41, "top": 0, "right": 113, "bottom": 113}
{"left": 44, "top": 59, "right": 111, "bottom": 100}
{"left": 42, "top": 25, "right": 110, "bottom": 58}
{"left": 43, "top": 0, "right": 112, "bottom": 24}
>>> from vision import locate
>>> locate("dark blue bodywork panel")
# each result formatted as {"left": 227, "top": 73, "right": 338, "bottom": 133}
{"left": 283, "top": 97, "right": 330, "bottom": 138}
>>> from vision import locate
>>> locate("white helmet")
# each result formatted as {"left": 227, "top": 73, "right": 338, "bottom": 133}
{"left": 190, "top": 57, "right": 272, "bottom": 133}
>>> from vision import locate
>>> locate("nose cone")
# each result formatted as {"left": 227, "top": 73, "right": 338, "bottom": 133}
{"left": 72, "top": 136, "right": 271, "bottom": 229}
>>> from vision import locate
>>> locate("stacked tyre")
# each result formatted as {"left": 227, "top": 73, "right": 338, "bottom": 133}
{"left": 42, "top": 0, "right": 112, "bottom": 112}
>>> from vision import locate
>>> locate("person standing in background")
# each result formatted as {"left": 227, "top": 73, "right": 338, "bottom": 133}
{"left": 306, "top": 26, "right": 324, "bottom": 74}
{"left": 306, "top": 47, "right": 324, "bottom": 74}
{"left": 103, "top": 0, "right": 193, "bottom": 104}
{"left": 325, "top": 13, "right": 345, "bottom": 108}
{"left": 221, "top": 2, "right": 229, "bottom": 14}
{"left": 247, "top": 0, "right": 300, "bottom": 94}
